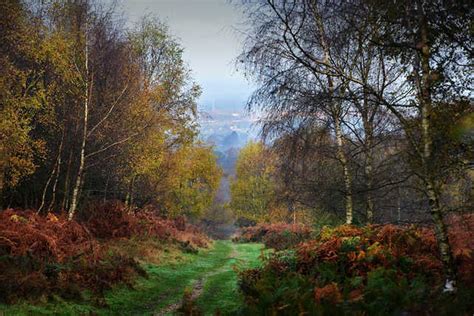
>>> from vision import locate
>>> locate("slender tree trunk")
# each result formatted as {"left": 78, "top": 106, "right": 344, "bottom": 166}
{"left": 397, "top": 186, "right": 402, "bottom": 224}
{"left": 361, "top": 74, "right": 375, "bottom": 224}
{"left": 69, "top": 137, "right": 86, "bottom": 220}
{"left": 418, "top": 14, "right": 456, "bottom": 291}
{"left": 62, "top": 150, "right": 73, "bottom": 210}
{"left": 68, "top": 28, "right": 89, "bottom": 221}
{"left": 37, "top": 161, "right": 57, "bottom": 214}
{"left": 358, "top": 47, "right": 376, "bottom": 224}
{"left": 47, "top": 151, "right": 62, "bottom": 212}
{"left": 363, "top": 117, "right": 375, "bottom": 224}
{"left": 287, "top": 199, "right": 295, "bottom": 224}
{"left": 125, "top": 176, "right": 135, "bottom": 206}
{"left": 427, "top": 180, "right": 456, "bottom": 291}
{"left": 125, "top": 181, "right": 130, "bottom": 205}
{"left": 334, "top": 116, "right": 354, "bottom": 224}
{"left": 365, "top": 152, "right": 374, "bottom": 223}
{"left": 311, "top": 1, "right": 354, "bottom": 224}
{"left": 129, "top": 176, "right": 135, "bottom": 206}
{"left": 420, "top": 90, "right": 456, "bottom": 291}
{"left": 38, "top": 133, "right": 64, "bottom": 214}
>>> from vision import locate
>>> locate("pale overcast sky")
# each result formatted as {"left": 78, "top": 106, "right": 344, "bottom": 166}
{"left": 117, "top": 0, "right": 252, "bottom": 111}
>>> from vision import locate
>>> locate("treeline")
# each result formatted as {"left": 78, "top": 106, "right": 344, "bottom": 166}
{"left": 0, "top": 0, "right": 221, "bottom": 219}
{"left": 233, "top": 0, "right": 473, "bottom": 290}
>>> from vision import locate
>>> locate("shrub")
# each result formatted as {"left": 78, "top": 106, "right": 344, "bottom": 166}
{"left": 233, "top": 223, "right": 312, "bottom": 250}
{"left": 238, "top": 222, "right": 474, "bottom": 314}
{"left": 0, "top": 203, "right": 210, "bottom": 304}
{"left": 81, "top": 201, "right": 210, "bottom": 250}
{"left": 0, "top": 209, "right": 144, "bottom": 303}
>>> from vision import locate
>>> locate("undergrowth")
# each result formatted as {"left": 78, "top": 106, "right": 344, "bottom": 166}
{"left": 237, "top": 216, "right": 474, "bottom": 315}
{"left": 0, "top": 201, "right": 210, "bottom": 305}
{"left": 233, "top": 222, "right": 312, "bottom": 250}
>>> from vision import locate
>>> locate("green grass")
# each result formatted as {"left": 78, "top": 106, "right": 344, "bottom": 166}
{"left": 0, "top": 240, "right": 264, "bottom": 316}
{"left": 196, "top": 242, "right": 264, "bottom": 315}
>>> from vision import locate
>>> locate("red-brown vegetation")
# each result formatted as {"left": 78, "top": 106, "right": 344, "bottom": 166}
{"left": 80, "top": 201, "right": 210, "bottom": 249}
{"left": 233, "top": 222, "right": 312, "bottom": 250}
{"left": 0, "top": 202, "right": 210, "bottom": 303}
{"left": 238, "top": 216, "right": 474, "bottom": 314}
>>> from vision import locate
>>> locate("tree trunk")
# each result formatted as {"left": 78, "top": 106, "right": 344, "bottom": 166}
{"left": 125, "top": 176, "right": 135, "bottom": 206}
{"left": 129, "top": 176, "right": 135, "bottom": 206}
{"left": 37, "top": 161, "right": 56, "bottom": 214}
{"left": 125, "top": 181, "right": 130, "bottom": 205}
{"left": 311, "top": 1, "right": 354, "bottom": 224}
{"left": 47, "top": 151, "right": 62, "bottom": 212}
{"left": 365, "top": 154, "right": 374, "bottom": 224}
{"left": 69, "top": 123, "right": 87, "bottom": 220}
{"left": 38, "top": 135, "right": 63, "bottom": 214}
{"left": 397, "top": 186, "right": 402, "bottom": 224}
{"left": 61, "top": 150, "right": 73, "bottom": 210}
{"left": 334, "top": 116, "right": 354, "bottom": 224}
{"left": 418, "top": 13, "right": 456, "bottom": 291}
{"left": 427, "top": 182, "right": 456, "bottom": 291}
{"left": 363, "top": 117, "right": 375, "bottom": 224}
{"left": 68, "top": 27, "right": 89, "bottom": 221}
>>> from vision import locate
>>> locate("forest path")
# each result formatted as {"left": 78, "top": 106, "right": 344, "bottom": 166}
{"left": 0, "top": 241, "right": 263, "bottom": 316}
{"left": 148, "top": 240, "right": 263, "bottom": 316}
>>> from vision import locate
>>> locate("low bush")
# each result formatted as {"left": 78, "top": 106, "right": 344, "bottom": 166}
{"left": 233, "top": 223, "right": 312, "bottom": 250}
{"left": 81, "top": 201, "right": 210, "bottom": 250}
{"left": 238, "top": 221, "right": 474, "bottom": 315}
{"left": 0, "top": 202, "right": 210, "bottom": 304}
{"left": 0, "top": 209, "right": 145, "bottom": 303}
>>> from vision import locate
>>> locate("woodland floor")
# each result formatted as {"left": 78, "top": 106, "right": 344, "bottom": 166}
{"left": 0, "top": 241, "right": 264, "bottom": 316}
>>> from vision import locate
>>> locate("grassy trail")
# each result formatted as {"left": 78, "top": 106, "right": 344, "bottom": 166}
{"left": 0, "top": 241, "right": 263, "bottom": 316}
{"left": 194, "top": 241, "right": 263, "bottom": 315}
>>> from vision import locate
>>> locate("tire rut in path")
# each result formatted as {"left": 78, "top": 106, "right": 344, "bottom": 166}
{"left": 154, "top": 243, "right": 237, "bottom": 316}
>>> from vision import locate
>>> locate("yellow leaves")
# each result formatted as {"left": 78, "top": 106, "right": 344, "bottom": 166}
{"left": 46, "top": 213, "right": 59, "bottom": 222}
{"left": 10, "top": 214, "right": 27, "bottom": 223}
{"left": 235, "top": 141, "right": 273, "bottom": 178}
{"left": 367, "top": 241, "right": 383, "bottom": 257}
{"left": 0, "top": 4, "right": 72, "bottom": 191}
{"left": 135, "top": 141, "right": 221, "bottom": 218}
{"left": 0, "top": 106, "right": 38, "bottom": 188}
{"left": 320, "top": 226, "right": 335, "bottom": 241}
{"left": 128, "top": 131, "right": 166, "bottom": 176}
{"left": 230, "top": 141, "right": 280, "bottom": 222}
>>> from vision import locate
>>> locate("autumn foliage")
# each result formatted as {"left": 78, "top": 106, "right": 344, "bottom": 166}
{"left": 238, "top": 216, "right": 474, "bottom": 314}
{"left": 0, "top": 203, "right": 210, "bottom": 303}
{"left": 233, "top": 223, "right": 312, "bottom": 250}
{"left": 80, "top": 201, "right": 210, "bottom": 249}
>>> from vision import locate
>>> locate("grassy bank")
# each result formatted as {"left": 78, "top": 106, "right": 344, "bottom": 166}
{"left": 0, "top": 240, "right": 264, "bottom": 316}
